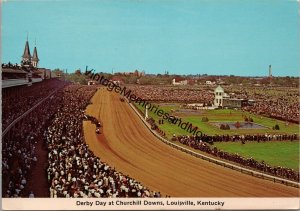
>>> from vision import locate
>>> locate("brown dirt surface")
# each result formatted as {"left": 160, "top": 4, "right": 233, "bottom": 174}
{"left": 83, "top": 87, "right": 299, "bottom": 197}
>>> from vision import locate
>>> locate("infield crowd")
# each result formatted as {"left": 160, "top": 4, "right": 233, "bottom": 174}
{"left": 127, "top": 85, "right": 299, "bottom": 123}
{"left": 175, "top": 134, "right": 299, "bottom": 182}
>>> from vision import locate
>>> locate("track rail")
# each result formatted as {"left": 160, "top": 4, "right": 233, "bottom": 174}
{"left": 128, "top": 101, "right": 300, "bottom": 188}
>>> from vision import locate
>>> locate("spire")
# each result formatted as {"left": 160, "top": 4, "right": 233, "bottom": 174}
{"left": 31, "top": 38, "right": 39, "bottom": 68}
{"left": 32, "top": 46, "right": 39, "bottom": 62}
{"left": 21, "top": 37, "right": 32, "bottom": 66}
{"left": 22, "top": 40, "right": 31, "bottom": 59}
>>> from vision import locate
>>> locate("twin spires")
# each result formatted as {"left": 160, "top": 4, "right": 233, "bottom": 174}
{"left": 21, "top": 36, "right": 39, "bottom": 68}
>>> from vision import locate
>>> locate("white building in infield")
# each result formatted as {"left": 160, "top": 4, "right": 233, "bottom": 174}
{"left": 214, "top": 85, "right": 225, "bottom": 107}
{"left": 214, "top": 85, "right": 251, "bottom": 108}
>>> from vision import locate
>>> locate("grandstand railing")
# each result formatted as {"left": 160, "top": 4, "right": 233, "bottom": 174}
{"left": 32, "top": 78, "right": 43, "bottom": 83}
{"left": 2, "top": 79, "right": 29, "bottom": 88}
{"left": 2, "top": 78, "right": 43, "bottom": 88}
{"left": 128, "top": 101, "right": 300, "bottom": 189}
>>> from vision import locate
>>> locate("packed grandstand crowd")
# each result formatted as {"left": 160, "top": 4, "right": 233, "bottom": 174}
{"left": 45, "top": 85, "right": 160, "bottom": 198}
{"left": 127, "top": 85, "right": 214, "bottom": 103}
{"left": 2, "top": 81, "right": 161, "bottom": 198}
{"left": 175, "top": 135, "right": 299, "bottom": 182}
{"left": 225, "top": 86, "right": 299, "bottom": 123}
{"left": 2, "top": 79, "right": 68, "bottom": 197}
{"left": 2, "top": 79, "right": 64, "bottom": 130}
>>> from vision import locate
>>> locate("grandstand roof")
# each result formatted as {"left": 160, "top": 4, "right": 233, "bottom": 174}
{"left": 2, "top": 68, "right": 27, "bottom": 74}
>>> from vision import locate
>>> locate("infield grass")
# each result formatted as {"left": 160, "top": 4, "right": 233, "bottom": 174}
{"left": 134, "top": 102, "right": 299, "bottom": 138}
{"left": 213, "top": 141, "right": 299, "bottom": 170}
{"left": 133, "top": 102, "right": 299, "bottom": 170}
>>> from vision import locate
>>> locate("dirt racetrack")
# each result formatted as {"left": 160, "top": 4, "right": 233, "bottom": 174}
{"left": 83, "top": 87, "right": 299, "bottom": 197}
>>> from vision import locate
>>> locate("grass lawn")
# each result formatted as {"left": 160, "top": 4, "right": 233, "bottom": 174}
{"left": 213, "top": 141, "right": 299, "bottom": 170}
{"left": 134, "top": 102, "right": 299, "bottom": 138}
{"left": 133, "top": 102, "right": 299, "bottom": 170}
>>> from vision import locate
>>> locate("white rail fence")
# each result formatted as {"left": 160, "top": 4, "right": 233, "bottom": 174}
{"left": 127, "top": 101, "right": 300, "bottom": 189}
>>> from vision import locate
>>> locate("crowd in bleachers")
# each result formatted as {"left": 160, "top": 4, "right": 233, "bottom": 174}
{"left": 45, "top": 85, "right": 160, "bottom": 198}
{"left": 2, "top": 81, "right": 67, "bottom": 197}
{"left": 128, "top": 84, "right": 299, "bottom": 123}
{"left": 225, "top": 86, "right": 299, "bottom": 123}
{"left": 2, "top": 79, "right": 64, "bottom": 130}
{"left": 128, "top": 85, "right": 214, "bottom": 103}
{"left": 3, "top": 83, "right": 161, "bottom": 198}
{"left": 175, "top": 135, "right": 299, "bottom": 182}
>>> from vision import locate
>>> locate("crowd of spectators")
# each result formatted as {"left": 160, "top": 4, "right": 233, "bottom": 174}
{"left": 189, "top": 133, "right": 299, "bottom": 143}
{"left": 128, "top": 84, "right": 299, "bottom": 123}
{"left": 2, "top": 80, "right": 67, "bottom": 197}
{"left": 45, "top": 85, "right": 160, "bottom": 198}
{"left": 2, "top": 79, "right": 64, "bottom": 130}
{"left": 175, "top": 135, "right": 299, "bottom": 182}
{"left": 127, "top": 85, "right": 214, "bottom": 103}
{"left": 225, "top": 86, "right": 299, "bottom": 123}
{"left": 2, "top": 62, "right": 22, "bottom": 69}
{"left": 3, "top": 80, "right": 299, "bottom": 197}
{"left": 3, "top": 82, "right": 161, "bottom": 198}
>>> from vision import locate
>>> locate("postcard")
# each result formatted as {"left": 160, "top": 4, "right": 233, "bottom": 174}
{"left": 1, "top": 0, "right": 299, "bottom": 210}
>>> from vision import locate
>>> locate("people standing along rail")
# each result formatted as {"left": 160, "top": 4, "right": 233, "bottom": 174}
{"left": 175, "top": 135, "right": 299, "bottom": 182}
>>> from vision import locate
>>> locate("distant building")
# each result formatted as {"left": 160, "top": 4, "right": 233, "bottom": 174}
{"left": 172, "top": 78, "right": 188, "bottom": 86}
{"left": 214, "top": 85, "right": 225, "bottom": 107}
{"left": 206, "top": 80, "right": 215, "bottom": 85}
{"left": 214, "top": 85, "right": 252, "bottom": 108}
{"left": 223, "top": 98, "right": 248, "bottom": 108}
{"left": 269, "top": 65, "right": 272, "bottom": 77}
{"left": 115, "top": 70, "right": 145, "bottom": 77}
{"left": 36, "top": 68, "right": 52, "bottom": 79}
